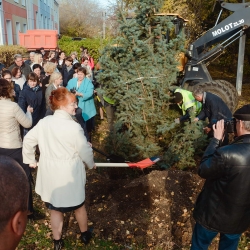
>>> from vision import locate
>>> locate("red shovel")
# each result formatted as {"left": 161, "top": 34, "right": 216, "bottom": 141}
{"left": 95, "top": 156, "right": 160, "bottom": 169}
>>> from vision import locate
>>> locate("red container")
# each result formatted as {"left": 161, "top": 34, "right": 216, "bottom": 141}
{"left": 19, "top": 29, "right": 58, "bottom": 51}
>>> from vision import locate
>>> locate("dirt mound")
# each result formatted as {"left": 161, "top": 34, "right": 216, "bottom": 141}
{"left": 85, "top": 169, "right": 203, "bottom": 249}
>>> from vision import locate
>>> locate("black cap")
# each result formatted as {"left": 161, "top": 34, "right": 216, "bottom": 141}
{"left": 233, "top": 104, "right": 250, "bottom": 121}
{"left": 173, "top": 92, "right": 183, "bottom": 103}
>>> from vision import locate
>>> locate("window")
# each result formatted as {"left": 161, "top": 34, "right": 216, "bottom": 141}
{"left": 41, "top": 14, "right": 43, "bottom": 29}
{"left": 14, "top": 0, "right": 19, "bottom": 3}
{"left": 22, "top": 0, "right": 25, "bottom": 6}
{"left": 44, "top": 16, "right": 46, "bottom": 29}
{"left": 6, "top": 20, "right": 13, "bottom": 45}
{"left": 36, "top": 12, "right": 39, "bottom": 29}
{"left": 16, "top": 22, "right": 20, "bottom": 44}
{"left": 23, "top": 24, "right": 27, "bottom": 33}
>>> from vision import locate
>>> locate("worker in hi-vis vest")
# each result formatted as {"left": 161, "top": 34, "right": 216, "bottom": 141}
{"left": 173, "top": 88, "right": 202, "bottom": 123}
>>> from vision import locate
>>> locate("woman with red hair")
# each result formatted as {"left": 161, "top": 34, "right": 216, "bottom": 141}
{"left": 22, "top": 87, "right": 95, "bottom": 249}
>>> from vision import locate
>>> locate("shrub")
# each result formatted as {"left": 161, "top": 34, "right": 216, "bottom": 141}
{"left": 0, "top": 45, "right": 27, "bottom": 67}
{"left": 58, "top": 36, "right": 111, "bottom": 64}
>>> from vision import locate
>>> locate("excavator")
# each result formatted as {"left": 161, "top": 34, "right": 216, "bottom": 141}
{"left": 159, "top": 1, "right": 250, "bottom": 111}
{"left": 116, "top": 1, "right": 248, "bottom": 111}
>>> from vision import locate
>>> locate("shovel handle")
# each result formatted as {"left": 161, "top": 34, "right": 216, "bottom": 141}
{"left": 92, "top": 147, "right": 109, "bottom": 157}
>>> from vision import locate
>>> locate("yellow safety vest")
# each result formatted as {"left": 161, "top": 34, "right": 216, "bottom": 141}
{"left": 103, "top": 96, "right": 115, "bottom": 105}
{"left": 174, "top": 88, "right": 202, "bottom": 115}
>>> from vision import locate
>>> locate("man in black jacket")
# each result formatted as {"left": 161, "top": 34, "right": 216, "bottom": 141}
{"left": 9, "top": 54, "right": 32, "bottom": 79}
{"left": 192, "top": 86, "right": 232, "bottom": 134}
{"left": 191, "top": 104, "right": 250, "bottom": 250}
{"left": 62, "top": 57, "right": 74, "bottom": 87}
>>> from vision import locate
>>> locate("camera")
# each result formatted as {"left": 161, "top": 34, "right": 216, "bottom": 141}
{"left": 211, "top": 118, "right": 236, "bottom": 133}
{"left": 70, "top": 88, "right": 76, "bottom": 94}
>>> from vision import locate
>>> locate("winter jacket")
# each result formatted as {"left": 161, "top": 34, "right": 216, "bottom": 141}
{"left": 9, "top": 62, "right": 32, "bottom": 79}
{"left": 57, "top": 59, "right": 65, "bottom": 73}
{"left": 197, "top": 92, "right": 232, "bottom": 128}
{"left": 62, "top": 65, "right": 74, "bottom": 87}
{"left": 193, "top": 135, "right": 250, "bottom": 234}
{"left": 18, "top": 84, "right": 45, "bottom": 128}
{"left": 66, "top": 77, "right": 96, "bottom": 121}
{"left": 24, "top": 59, "right": 32, "bottom": 66}
{"left": 13, "top": 83, "right": 21, "bottom": 103}
{"left": 41, "top": 75, "right": 50, "bottom": 96}
{"left": 0, "top": 98, "right": 32, "bottom": 148}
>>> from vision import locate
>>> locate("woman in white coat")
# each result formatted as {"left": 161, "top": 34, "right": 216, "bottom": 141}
{"left": 22, "top": 87, "right": 95, "bottom": 249}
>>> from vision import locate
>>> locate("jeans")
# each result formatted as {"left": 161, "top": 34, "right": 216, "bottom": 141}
{"left": 191, "top": 222, "right": 241, "bottom": 250}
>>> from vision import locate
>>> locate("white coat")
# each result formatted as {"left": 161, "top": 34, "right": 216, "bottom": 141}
{"left": 0, "top": 98, "right": 32, "bottom": 149}
{"left": 22, "top": 110, "right": 95, "bottom": 207}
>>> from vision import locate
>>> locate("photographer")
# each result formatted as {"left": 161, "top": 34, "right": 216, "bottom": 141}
{"left": 191, "top": 104, "right": 250, "bottom": 250}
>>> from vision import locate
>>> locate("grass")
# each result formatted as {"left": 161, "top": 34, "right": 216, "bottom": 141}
{"left": 18, "top": 221, "right": 145, "bottom": 249}
{"left": 18, "top": 220, "right": 128, "bottom": 250}
{"left": 17, "top": 186, "right": 146, "bottom": 250}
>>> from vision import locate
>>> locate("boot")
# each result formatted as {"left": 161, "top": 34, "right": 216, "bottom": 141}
{"left": 81, "top": 230, "right": 93, "bottom": 245}
{"left": 53, "top": 238, "right": 64, "bottom": 250}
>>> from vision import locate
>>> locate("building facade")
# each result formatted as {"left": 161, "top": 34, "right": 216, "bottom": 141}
{"left": 0, "top": 0, "right": 59, "bottom": 45}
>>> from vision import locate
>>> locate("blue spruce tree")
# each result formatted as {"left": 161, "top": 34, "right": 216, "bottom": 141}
{"left": 98, "top": 0, "right": 206, "bottom": 168}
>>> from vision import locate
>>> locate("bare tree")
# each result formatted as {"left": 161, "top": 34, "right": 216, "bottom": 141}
{"left": 59, "top": 0, "right": 105, "bottom": 38}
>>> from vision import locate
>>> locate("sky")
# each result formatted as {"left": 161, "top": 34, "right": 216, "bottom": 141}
{"left": 97, "top": 0, "right": 115, "bottom": 8}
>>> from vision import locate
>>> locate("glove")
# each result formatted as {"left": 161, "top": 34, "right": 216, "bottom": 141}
{"left": 175, "top": 118, "right": 180, "bottom": 124}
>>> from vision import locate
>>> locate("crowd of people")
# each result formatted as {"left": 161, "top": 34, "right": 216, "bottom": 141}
{"left": 1, "top": 46, "right": 250, "bottom": 250}
{"left": 0, "top": 47, "right": 100, "bottom": 250}
{"left": 1, "top": 47, "right": 99, "bottom": 139}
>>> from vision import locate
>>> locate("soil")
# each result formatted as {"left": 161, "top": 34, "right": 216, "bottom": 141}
{"left": 20, "top": 82, "right": 250, "bottom": 249}
{"left": 85, "top": 169, "right": 203, "bottom": 249}
{"left": 82, "top": 82, "right": 250, "bottom": 249}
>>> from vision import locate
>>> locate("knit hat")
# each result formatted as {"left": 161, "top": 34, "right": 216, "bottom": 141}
{"left": 233, "top": 104, "right": 250, "bottom": 121}
{"left": 173, "top": 92, "right": 183, "bottom": 103}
